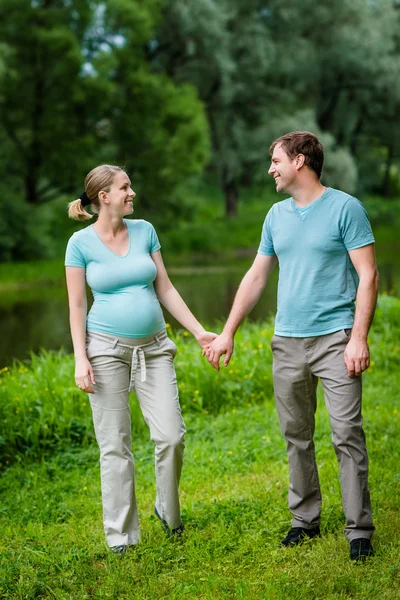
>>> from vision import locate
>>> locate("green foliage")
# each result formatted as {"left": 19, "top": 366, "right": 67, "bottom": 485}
{"left": 264, "top": 109, "right": 358, "bottom": 194}
{"left": 1, "top": 1, "right": 400, "bottom": 257}
{"left": 152, "top": 0, "right": 400, "bottom": 212}
{"left": 0, "top": 195, "right": 45, "bottom": 261}
{"left": 0, "top": 0, "right": 102, "bottom": 201}
{"left": 268, "top": 0, "right": 400, "bottom": 195}
{"left": 0, "top": 0, "right": 210, "bottom": 259}
{"left": 363, "top": 197, "right": 400, "bottom": 228}
{"left": 111, "top": 69, "right": 210, "bottom": 223}
{"left": 153, "top": 0, "right": 278, "bottom": 214}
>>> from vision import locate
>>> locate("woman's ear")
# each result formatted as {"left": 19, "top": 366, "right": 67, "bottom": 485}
{"left": 98, "top": 190, "right": 109, "bottom": 204}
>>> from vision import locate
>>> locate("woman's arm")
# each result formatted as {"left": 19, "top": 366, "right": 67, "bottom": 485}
{"left": 151, "top": 251, "right": 216, "bottom": 347}
{"left": 65, "top": 266, "right": 95, "bottom": 393}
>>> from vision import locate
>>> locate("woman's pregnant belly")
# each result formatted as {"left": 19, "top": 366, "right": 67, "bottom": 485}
{"left": 87, "top": 286, "right": 166, "bottom": 338}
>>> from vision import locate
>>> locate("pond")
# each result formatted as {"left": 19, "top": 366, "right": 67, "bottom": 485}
{"left": 0, "top": 243, "right": 399, "bottom": 367}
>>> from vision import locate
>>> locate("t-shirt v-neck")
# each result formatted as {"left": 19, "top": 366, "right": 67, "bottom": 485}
{"left": 91, "top": 223, "right": 131, "bottom": 258}
{"left": 292, "top": 188, "right": 329, "bottom": 221}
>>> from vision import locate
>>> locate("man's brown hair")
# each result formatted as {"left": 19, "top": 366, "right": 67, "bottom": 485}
{"left": 269, "top": 131, "right": 324, "bottom": 178}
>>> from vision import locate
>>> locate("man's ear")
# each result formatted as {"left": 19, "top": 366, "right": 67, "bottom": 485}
{"left": 295, "top": 154, "right": 305, "bottom": 170}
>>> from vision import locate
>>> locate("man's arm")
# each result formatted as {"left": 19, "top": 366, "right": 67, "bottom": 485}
{"left": 345, "top": 244, "right": 379, "bottom": 377}
{"left": 205, "top": 253, "right": 278, "bottom": 370}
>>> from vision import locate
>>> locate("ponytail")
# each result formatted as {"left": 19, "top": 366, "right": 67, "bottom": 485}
{"left": 68, "top": 198, "right": 93, "bottom": 221}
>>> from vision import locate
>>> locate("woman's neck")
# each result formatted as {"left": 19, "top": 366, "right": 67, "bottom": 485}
{"left": 94, "top": 215, "right": 126, "bottom": 238}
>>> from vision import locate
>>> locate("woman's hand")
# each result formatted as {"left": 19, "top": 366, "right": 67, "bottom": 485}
{"left": 195, "top": 331, "right": 218, "bottom": 349}
{"left": 75, "top": 357, "right": 96, "bottom": 394}
{"left": 202, "top": 332, "right": 234, "bottom": 371}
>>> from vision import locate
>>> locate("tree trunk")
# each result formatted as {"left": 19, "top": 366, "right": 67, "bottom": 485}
{"left": 25, "top": 170, "right": 39, "bottom": 204}
{"left": 223, "top": 174, "right": 238, "bottom": 217}
{"left": 317, "top": 75, "right": 343, "bottom": 131}
{"left": 381, "top": 144, "right": 394, "bottom": 198}
{"left": 24, "top": 31, "right": 46, "bottom": 205}
{"left": 349, "top": 113, "right": 364, "bottom": 157}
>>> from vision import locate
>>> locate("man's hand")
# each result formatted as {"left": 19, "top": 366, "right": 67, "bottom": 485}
{"left": 344, "top": 337, "right": 370, "bottom": 377}
{"left": 203, "top": 332, "right": 234, "bottom": 371}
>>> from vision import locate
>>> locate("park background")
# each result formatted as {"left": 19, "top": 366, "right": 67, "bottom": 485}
{"left": 0, "top": 1, "right": 399, "bottom": 598}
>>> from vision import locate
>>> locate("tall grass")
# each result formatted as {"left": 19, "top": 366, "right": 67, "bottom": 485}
{"left": 0, "top": 320, "right": 275, "bottom": 467}
{"left": 0, "top": 295, "right": 398, "bottom": 469}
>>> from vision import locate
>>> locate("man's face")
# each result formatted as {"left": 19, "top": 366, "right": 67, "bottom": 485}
{"left": 268, "top": 144, "right": 298, "bottom": 193}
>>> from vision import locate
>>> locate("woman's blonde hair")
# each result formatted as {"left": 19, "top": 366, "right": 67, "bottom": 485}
{"left": 68, "top": 165, "right": 125, "bottom": 221}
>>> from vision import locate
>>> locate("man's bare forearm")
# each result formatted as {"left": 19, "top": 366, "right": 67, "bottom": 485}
{"left": 223, "top": 254, "right": 277, "bottom": 336}
{"left": 352, "top": 271, "right": 379, "bottom": 341}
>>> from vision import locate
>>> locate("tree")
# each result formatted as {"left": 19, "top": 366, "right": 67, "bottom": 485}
{"left": 151, "top": 0, "right": 278, "bottom": 216}
{"left": 101, "top": 0, "right": 210, "bottom": 225}
{"left": 254, "top": 0, "right": 400, "bottom": 195}
{"left": 0, "top": 0, "right": 210, "bottom": 258}
{"left": 0, "top": 0, "right": 106, "bottom": 205}
{"left": 152, "top": 0, "right": 400, "bottom": 212}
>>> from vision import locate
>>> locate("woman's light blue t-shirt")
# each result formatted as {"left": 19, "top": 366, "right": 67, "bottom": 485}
{"left": 258, "top": 188, "right": 375, "bottom": 337}
{"left": 65, "top": 219, "right": 166, "bottom": 338}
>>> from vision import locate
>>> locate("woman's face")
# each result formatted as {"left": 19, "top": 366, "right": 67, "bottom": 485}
{"left": 103, "top": 171, "right": 136, "bottom": 216}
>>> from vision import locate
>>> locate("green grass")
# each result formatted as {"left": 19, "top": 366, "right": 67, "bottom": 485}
{"left": 0, "top": 296, "right": 399, "bottom": 598}
{"left": 0, "top": 321, "right": 276, "bottom": 464}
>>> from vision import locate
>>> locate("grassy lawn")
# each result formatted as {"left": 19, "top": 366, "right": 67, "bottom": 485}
{"left": 0, "top": 296, "right": 399, "bottom": 599}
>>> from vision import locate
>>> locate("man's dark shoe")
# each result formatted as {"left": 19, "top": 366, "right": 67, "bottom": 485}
{"left": 154, "top": 506, "right": 185, "bottom": 538}
{"left": 110, "top": 544, "right": 128, "bottom": 556}
{"left": 281, "top": 526, "right": 321, "bottom": 547}
{"left": 350, "top": 538, "right": 374, "bottom": 562}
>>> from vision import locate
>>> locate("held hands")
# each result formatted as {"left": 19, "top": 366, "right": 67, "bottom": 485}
{"left": 344, "top": 336, "right": 370, "bottom": 377}
{"left": 75, "top": 356, "right": 96, "bottom": 394}
{"left": 202, "top": 332, "right": 234, "bottom": 371}
{"left": 195, "top": 330, "right": 218, "bottom": 349}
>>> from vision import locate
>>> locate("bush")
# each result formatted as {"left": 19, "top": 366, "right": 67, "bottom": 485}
{"left": 1, "top": 294, "right": 399, "bottom": 468}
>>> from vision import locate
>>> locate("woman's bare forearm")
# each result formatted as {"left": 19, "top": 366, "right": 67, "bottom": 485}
{"left": 156, "top": 284, "right": 205, "bottom": 337}
{"left": 69, "top": 306, "right": 88, "bottom": 359}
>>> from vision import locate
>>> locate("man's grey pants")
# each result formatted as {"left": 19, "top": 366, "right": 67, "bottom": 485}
{"left": 271, "top": 329, "right": 374, "bottom": 542}
{"left": 86, "top": 329, "right": 186, "bottom": 547}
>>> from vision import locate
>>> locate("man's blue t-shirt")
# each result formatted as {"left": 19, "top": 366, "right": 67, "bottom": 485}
{"left": 65, "top": 219, "right": 166, "bottom": 338}
{"left": 258, "top": 188, "right": 375, "bottom": 337}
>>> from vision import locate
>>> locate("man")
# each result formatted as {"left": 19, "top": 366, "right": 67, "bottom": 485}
{"left": 205, "top": 131, "right": 379, "bottom": 562}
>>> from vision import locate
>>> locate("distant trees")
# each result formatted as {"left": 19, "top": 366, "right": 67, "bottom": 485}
{"left": 151, "top": 0, "right": 277, "bottom": 216}
{"left": 0, "top": 0, "right": 99, "bottom": 206}
{"left": 0, "top": 0, "right": 399, "bottom": 258}
{"left": 0, "top": 0, "right": 210, "bottom": 258}
{"left": 102, "top": 0, "right": 210, "bottom": 221}
{"left": 151, "top": 0, "right": 400, "bottom": 213}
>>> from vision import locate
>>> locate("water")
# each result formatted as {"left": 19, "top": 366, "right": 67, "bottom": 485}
{"left": 0, "top": 246, "right": 398, "bottom": 366}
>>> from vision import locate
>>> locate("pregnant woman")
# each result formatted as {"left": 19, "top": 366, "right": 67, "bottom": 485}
{"left": 65, "top": 164, "right": 215, "bottom": 554}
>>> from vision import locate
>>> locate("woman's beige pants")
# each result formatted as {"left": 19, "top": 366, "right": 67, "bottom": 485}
{"left": 86, "top": 329, "right": 186, "bottom": 547}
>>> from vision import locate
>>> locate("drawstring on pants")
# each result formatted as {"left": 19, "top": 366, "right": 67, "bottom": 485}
{"left": 129, "top": 347, "right": 147, "bottom": 391}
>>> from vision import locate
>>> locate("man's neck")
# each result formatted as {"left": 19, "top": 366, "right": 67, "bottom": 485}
{"left": 291, "top": 182, "right": 327, "bottom": 208}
